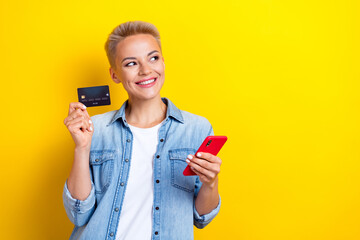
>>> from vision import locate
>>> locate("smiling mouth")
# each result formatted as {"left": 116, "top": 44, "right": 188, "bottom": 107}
{"left": 136, "top": 78, "right": 157, "bottom": 85}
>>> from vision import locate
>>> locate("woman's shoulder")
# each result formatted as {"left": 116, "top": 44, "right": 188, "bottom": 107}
{"left": 165, "top": 98, "right": 211, "bottom": 127}
{"left": 177, "top": 110, "right": 214, "bottom": 137}
{"left": 180, "top": 110, "right": 212, "bottom": 128}
{"left": 89, "top": 110, "right": 120, "bottom": 147}
{"left": 90, "top": 110, "right": 118, "bottom": 127}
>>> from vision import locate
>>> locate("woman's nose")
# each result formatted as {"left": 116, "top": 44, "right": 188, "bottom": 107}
{"left": 139, "top": 62, "right": 152, "bottom": 75}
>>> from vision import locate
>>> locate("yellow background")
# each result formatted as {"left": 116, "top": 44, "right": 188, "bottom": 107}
{"left": 1, "top": 0, "right": 359, "bottom": 239}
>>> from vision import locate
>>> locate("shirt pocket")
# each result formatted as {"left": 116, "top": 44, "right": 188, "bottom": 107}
{"left": 90, "top": 149, "right": 116, "bottom": 194}
{"left": 169, "top": 148, "right": 197, "bottom": 193}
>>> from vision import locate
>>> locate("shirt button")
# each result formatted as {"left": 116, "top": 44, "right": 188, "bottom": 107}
{"left": 156, "top": 180, "right": 160, "bottom": 183}
{"left": 155, "top": 231, "right": 159, "bottom": 235}
{"left": 125, "top": 159, "right": 129, "bottom": 162}
{"left": 110, "top": 232, "right": 114, "bottom": 237}
{"left": 156, "top": 155, "right": 160, "bottom": 158}
{"left": 115, "top": 207, "right": 119, "bottom": 212}
{"left": 155, "top": 207, "right": 159, "bottom": 210}
{"left": 95, "top": 159, "right": 99, "bottom": 162}
{"left": 120, "top": 182, "right": 124, "bottom": 186}
{"left": 160, "top": 139, "right": 164, "bottom": 142}
{"left": 127, "top": 139, "right": 131, "bottom": 142}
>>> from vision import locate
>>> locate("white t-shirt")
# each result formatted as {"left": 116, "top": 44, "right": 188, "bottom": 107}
{"left": 115, "top": 121, "right": 162, "bottom": 240}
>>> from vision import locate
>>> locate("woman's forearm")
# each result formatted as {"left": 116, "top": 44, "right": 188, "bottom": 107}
{"left": 195, "top": 177, "right": 220, "bottom": 215}
{"left": 67, "top": 147, "right": 92, "bottom": 201}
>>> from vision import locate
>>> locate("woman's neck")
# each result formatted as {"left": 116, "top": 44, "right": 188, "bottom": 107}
{"left": 125, "top": 96, "right": 167, "bottom": 128}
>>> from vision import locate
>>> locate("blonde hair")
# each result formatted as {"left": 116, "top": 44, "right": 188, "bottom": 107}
{"left": 104, "top": 21, "right": 162, "bottom": 70}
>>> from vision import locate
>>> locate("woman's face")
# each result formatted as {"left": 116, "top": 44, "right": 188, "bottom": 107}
{"left": 110, "top": 33, "right": 165, "bottom": 102}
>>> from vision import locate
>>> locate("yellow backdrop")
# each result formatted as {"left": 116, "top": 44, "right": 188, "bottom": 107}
{"left": 1, "top": 0, "right": 360, "bottom": 239}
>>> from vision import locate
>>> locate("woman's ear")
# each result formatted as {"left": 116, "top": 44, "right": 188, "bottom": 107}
{"left": 109, "top": 67, "right": 121, "bottom": 84}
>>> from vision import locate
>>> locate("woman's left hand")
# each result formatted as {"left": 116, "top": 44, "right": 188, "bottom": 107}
{"left": 186, "top": 152, "right": 222, "bottom": 187}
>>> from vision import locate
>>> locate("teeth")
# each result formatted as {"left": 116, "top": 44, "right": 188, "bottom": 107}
{"left": 138, "top": 78, "right": 156, "bottom": 85}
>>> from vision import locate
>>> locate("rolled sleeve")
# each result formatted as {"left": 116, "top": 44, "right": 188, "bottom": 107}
{"left": 194, "top": 195, "right": 221, "bottom": 229}
{"left": 62, "top": 180, "right": 96, "bottom": 227}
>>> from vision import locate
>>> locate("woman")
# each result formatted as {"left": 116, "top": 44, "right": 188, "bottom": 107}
{"left": 63, "top": 21, "right": 222, "bottom": 240}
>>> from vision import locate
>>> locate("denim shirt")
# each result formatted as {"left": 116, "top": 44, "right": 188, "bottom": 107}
{"left": 63, "top": 98, "right": 221, "bottom": 240}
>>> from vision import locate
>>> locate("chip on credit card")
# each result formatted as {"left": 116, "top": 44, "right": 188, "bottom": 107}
{"left": 77, "top": 85, "right": 111, "bottom": 107}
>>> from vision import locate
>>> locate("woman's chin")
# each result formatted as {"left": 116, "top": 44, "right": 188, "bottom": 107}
{"left": 129, "top": 92, "right": 161, "bottom": 102}
{"left": 130, "top": 84, "right": 163, "bottom": 101}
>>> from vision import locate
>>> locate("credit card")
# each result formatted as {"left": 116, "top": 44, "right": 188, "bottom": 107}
{"left": 77, "top": 85, "right": 111, "bottom": 107}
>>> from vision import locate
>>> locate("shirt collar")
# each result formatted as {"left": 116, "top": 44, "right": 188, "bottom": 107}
{"left": 107, "top": 97, "right": 184, "bottom": 126}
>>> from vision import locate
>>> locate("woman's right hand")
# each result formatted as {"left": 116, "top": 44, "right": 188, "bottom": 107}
{"left": 64, "top": 102, "right": 93, "bottom": 150}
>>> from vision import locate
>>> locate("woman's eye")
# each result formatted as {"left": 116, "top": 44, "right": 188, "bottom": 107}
{"left": 150, "top": 56, "right": 159, "bottom": 61}
{"left": 125, "top": 61, "right": 136, "bottom": 67}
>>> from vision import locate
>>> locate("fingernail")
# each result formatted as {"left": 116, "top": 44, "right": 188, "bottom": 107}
{"left": 196, "top": 153, "right": 201, "bottom": 157}
{"left": 186, "top": 159, "right": 190, "bottom": 163}
{"left": 82, "top": 105, "right": 86, "bottom": 109}
{"left": 190, "top": 167, "right": 195, "bottom": 170}
{"left": 187, "top": 155, "right": 193, "bottom": 160}
{"left": 90, "top": 126, "right": 93, "bottom": 131}
{"left": 89, "top": 120, "right": 92, "bottom": 124}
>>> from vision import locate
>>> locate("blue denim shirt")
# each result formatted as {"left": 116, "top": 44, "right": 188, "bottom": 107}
{"left": 63, "top": 98, "right": 221, "bottom": 240}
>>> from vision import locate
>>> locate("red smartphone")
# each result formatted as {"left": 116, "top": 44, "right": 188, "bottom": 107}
{"left": 183, "top": 136, "right": 228, "bottom": 176}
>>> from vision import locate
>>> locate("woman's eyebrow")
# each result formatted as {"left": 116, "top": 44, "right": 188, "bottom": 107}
{"left": 121, "top": 50, "right": 159, "bottom": 63}
{"left": 147, "top": 50, "right": 159, "bottom": 56}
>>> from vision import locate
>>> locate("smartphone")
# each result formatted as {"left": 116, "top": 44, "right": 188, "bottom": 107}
{"left": 183, "top": 136, "right": 228, "bottom": 176}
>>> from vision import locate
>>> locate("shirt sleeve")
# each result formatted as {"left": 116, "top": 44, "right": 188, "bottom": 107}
{"left": 193, "top": 176, "right": 221, "bottom": 229}
{"left": 62, "top": 179, "right": 96, "bottom": 227}
{"left": 193, "top": 195, "right": 221, "bottom": 229}
{"left": 193, "top": 121, "right": 221, "bottom": 228}
{"left": 208, "top": 124, "right": 214, "bottom": 136}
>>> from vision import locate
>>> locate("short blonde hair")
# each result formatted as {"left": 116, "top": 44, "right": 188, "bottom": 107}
{"left": 104, "top": 21, "right": 162, "bottom": 70}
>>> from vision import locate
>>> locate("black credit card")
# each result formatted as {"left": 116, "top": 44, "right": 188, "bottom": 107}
{"left": 77, "top": 85, "right": 111, "bottom": 107}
